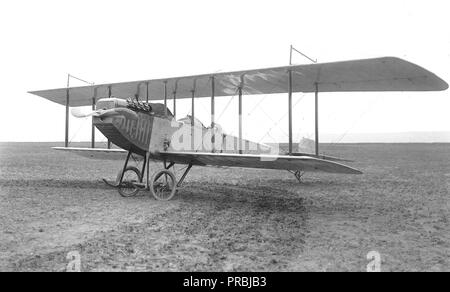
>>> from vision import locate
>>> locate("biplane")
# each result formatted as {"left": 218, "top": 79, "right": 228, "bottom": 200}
{"left": 29, "top": 57, "right": 448, "bottom": 200}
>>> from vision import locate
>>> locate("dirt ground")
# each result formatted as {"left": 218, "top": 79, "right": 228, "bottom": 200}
{"left": 0, "top": 142, "right": 449, "bottom": 271}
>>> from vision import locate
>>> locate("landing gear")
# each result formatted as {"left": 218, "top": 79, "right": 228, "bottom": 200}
{"left": 289, "top": 170, "right": 305, "bottom": 183}
{"left": 117, "top": 166, "right": 142, "bottom": 197}
{"left": 103, "top": 150, "right": 193, "bottom": 201}
{"left": 150, "top": 169, "right": 177, "bottom": 201}
{"left": 149, "top": 162, "right": 193, "bottom": 201}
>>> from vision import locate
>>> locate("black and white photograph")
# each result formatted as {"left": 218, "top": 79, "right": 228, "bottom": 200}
{"left": 0, "top": 0, "right": 449, "bottom": 275}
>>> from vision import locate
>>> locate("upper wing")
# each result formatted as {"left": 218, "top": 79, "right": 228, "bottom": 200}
{"left": 29, "top": 57, "right": 448, "bottom": 106}
{"left": 159, "top": 151, "right": 362, "bottom": 174}
{"left": 53, "top": 147, "right": 128, "bottom": 160}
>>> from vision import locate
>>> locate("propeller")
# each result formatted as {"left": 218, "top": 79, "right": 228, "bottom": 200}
{"left": 71, "top": 108, "right": 101, "bottom": 118}
{"left": 71, "top": 107, "right": 138, "bottom": 120}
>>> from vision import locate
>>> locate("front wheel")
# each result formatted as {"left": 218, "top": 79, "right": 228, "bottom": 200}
{"left": 117, "top": 166, "right": 142, "bottom": 197}
{"left": 149, "top": 169, "right": 177, "bottom": 201}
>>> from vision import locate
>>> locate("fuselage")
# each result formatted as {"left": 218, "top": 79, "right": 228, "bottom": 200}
{"left": 93, "top": 98, "right": 272, "bottom": 158}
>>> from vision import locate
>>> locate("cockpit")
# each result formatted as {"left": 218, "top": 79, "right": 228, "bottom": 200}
{"left": 96, "top": 97, "right": 173, "bottom": 118}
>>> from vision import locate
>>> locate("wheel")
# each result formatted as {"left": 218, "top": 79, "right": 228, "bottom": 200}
{"left": 149, "top": 169, "right": 177, "bottom": 201}
{"left": 117, "top": 166, "right": 142, "bottom": 197}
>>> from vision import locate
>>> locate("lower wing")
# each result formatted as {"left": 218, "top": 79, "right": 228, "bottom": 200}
{"left": 52, "top": 147, "right": 362, "bottom": 174}
{"left": 160, "top": 151, "right": 362, "bottom": 174}
{"left": 52, "top": 147, "right": 127, "bottom": 160}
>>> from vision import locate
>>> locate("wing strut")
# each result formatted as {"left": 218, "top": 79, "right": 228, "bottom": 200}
{"left": 238, "top": 74, "right": 246, "bottom": 154}
{"left": 288, "top": 69, "right": 293, "bottom": 155}
{"left": 91, "top": 97, "right": 96, "bottom": 148}
{"left": 315, "top": 83, "right": 319, "bottom": 156}
{"left": 191, "top": 79, "right": 197, "bottom": 150}
{"left": 211, "top": 76, "right": 215, "bottom": 153}
{"left": 173, "top": 80, "right": 178, "bottom": 119}
{"left": 65, "top": 75, "right": 70, "bottom": 147}
{"left": 238, "top": 86, "right": 243, "bottom": 154}
{"left": 107, "top": 85, "right": 112, "bottom": 149}
{"left": 163, "top": 81, "right": 168, "bottom": 117}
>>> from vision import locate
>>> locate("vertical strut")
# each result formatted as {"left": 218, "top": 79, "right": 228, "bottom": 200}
{"left": 238, "top": 87, "right": 243, "bottom": 154}
{"left": 289, "top": 44, "right": 293, "bottom": 65}
{"left": 288, "top": 70, "right": 293, "bottom": 155}
{"left": 173, "top": 80, "right": 178, "bottom": 119}
{"left": 191, "top": 90, "right": 195, "bottom": 125}
{"left": 191, "top": 88, "right": 195, "bottom": 151}
{"left": 211, "top": 76, "right": 215, "bottom": 153}
{"left": 65, "top": 74, "right": 70, "bottom": 148}
{"left": 315, "top": 82, "right": 319, "bottom": 156}
{"left": 91, "top": 97, "right": 95, "bottom": 148}
{"left": 163, "top": 81, "right": 168, "bottom": 117}
{"left": 173, "top": 91, "right": 177, "bottom": 118}
{"left": 146, "top": 82, "right": 149, "bottom": 103}
{"left": 107, "top": 85, "right": 112, "bottom": 149}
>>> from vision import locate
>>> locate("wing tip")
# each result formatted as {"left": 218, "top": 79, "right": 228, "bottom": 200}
{"left": 440, "top": 80, "right": 449, "bottom": 91}
{"left": 336, "top": 165, "right": 363, "bottom": 175}
{"left": 387, "top": 56, "right": 449, "bottom": 91}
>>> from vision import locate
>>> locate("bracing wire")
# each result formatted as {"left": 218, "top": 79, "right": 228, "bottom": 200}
{"left": 246, "top": 95, "right": 269, "bottom": 117}
{"left": 69, "top": 115, "right": 89, "bottom": 144}
{"left": 330, "top": 96, "right": 380, "bottom": 145}
{"left": 257, "top": 93, "right": 306, "bottom": 144}
{"left": 216, "top": 90, "right": 238, "bottom": 123}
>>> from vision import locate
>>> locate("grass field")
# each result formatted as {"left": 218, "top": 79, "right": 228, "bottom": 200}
{"left": 0, "top": 142, "right": 449, "bottom": 271}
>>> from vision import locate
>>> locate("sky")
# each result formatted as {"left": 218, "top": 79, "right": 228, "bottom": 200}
{"left": 0, "top": 0, "right": 449, "bottom": 143}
